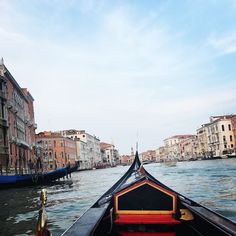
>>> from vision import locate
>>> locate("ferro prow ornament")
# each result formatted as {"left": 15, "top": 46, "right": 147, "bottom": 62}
{"left": 35, "top": 189, "right": 52, "bottom": 236}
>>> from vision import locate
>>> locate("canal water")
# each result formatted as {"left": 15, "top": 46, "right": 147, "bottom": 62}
{"left": 0, "top": 158, "right": 236, "bottom": 236}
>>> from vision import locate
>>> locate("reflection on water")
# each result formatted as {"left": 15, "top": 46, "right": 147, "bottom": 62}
{"left": 0, "top": 158, "right": 235, "bottom": 236}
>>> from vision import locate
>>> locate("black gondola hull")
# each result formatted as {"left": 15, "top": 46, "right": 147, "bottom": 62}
{"left": 62, "top": 152, "right": 236, "bottom": 236}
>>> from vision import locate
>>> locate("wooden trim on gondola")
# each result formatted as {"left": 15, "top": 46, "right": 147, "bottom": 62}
{"left": 114, "top": 179, "right": 177, "bottom": 215}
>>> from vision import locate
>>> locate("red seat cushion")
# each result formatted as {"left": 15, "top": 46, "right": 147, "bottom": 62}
{"left": 115, "top": 214, "right": 180, "bottom": 225}
{"left": 119, "top": 232, "right": 176, "bottom": 236}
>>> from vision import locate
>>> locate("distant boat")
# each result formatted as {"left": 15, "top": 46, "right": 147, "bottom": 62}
{"left": 0, "top": 165, "right": 78, "bottom": 189}
{"left": 163, "top": 158, "right": 177, "bottom": 167}
{"left": 61, "top": 152, "right": 236, "bottom": 236}
{"left": 163, "top": 161, "right": 177, "bottom": 167}
{"left": 227, "top": 153, "right": 236, "bottom": 158}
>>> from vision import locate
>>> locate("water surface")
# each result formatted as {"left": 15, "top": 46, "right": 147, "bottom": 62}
{"left": 0, "top": 158, "right": 235, "bottom": 236}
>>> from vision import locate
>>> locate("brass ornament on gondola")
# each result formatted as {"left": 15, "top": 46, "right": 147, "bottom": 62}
{"left": 35, "top": 189, "right": 52, "bottom": 236}
{"left": 180, "top": 208, "right": 194, "bottom": 221}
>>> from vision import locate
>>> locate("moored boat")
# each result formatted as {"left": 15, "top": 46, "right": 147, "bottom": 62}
{"left": 0, "top": 164, "right": 78, "bottom": 189}
{"left": 60, "top": 151, "right": 236, "bottom": 236}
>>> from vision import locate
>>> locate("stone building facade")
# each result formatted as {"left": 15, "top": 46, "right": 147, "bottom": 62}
{"left": 100, "top": 142, "right": 119, "bottom": 167}
{"left": 207, "top": 116, "right": 235, "bottom": 156}
{"left": 164, "top": 135, "right": 194, "bottom": 160}
{"left": 36, "top": 131, "right": 77, "bottom": 170}
{"left": 61, "top": 129, "right": 102, "bottom": 169}
{"left": 0, "top": 61, "right": 8, "bottom": 173}
{"left": 0, "top": 59, "right": 36, "bottom": 174}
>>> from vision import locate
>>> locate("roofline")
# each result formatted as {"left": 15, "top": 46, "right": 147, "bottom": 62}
{"left": 4, "top": 65, "right": 29, "bottom": 102}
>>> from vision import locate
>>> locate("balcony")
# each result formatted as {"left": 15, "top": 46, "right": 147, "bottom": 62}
{"left": 16, "top": 138, "right": 30, "bottom": 148}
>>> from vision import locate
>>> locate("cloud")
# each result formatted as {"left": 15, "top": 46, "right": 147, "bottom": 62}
{"left": 208, "top": 32, "right": 236, "bottom": 55}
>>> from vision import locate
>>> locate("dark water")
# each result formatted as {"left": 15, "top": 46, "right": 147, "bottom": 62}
{"left": 0, "top": 158, "right": 236, "bottom": 236}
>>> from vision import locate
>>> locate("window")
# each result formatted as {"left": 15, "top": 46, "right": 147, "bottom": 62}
{"left": 1, "top": 103, "right": 4, "bottom": 119}
{"left": 222, "top": 125, "right": 225, "bottom": 131}
{"left": 61, "top": 152, "right": 64, "bottom": 158}
{"left": 223, "top": 136, "right": 226, "bottom": 142}
{"left": 231, "top": 144, "right": 234, "bottom": 148}
{"left": 60, "top": 141, "right": 63, "bottom": 147}
{"left": 54, "top": 140, "right": 56, "bottom": 147}
{"left": 228, "top": 124, "right": 231, "bottom": 131}
{"left": 230, "top": 135, "right": 233, "bottom": 142}
{"left": 0, "top": 128, "right": 4, "bottom": 146}
{"left": 54, "top": 152, "right": 57, "bottom": 159}
{"left": 224, "top": 145, "right": 227, "bottom": 148}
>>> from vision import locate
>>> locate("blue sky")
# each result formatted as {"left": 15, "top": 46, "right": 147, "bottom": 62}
{"left": 0, "top": 0, "right": 236, "bottom": 154}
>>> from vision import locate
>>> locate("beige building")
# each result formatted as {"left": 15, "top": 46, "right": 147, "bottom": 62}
{"left": 100, "top": 142, "right": 119, "bottom": 167}
{"left": 156, "top": 146, "right": 166, "bottom": 162}
{"left": 207, "top": 116, "right": 235, "bottom": 157}
{"left": 196, "top": 124, "right": 209, "bottom": 158}
{"left": 76, "top": 139, "right": 89, "bottom": 169}
{"left": 179, "top": 135, "right": 197, "bottom": 160}
{"left": 164, "top": 135, "right": 194, "bottom": 160}
{"left": 140, "top": 150, "right": 156, "bottom": 163}
{"left": 61, "top": 129, "right": 102, "bottom": 169}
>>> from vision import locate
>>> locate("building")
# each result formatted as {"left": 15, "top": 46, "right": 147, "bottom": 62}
{"left": 164, "top": 135, "right": 194, "bottom": 160}
{"left": 196, "top": 124, "right": 209, "bottom": 158}
{"left": 0, "top": 60, "right": 8, "bottom": 173}
{"left": 206, "top": 116, "right": 235, "bottom": 156}
{"left": 0, "top": 59, "right": 37, "bottom": 174}
{"left": 100, "top": 142, "right": 119, "bottom": 167}
{"left": 61, "top": 129, "right": 102, "bottom": 169}
{"left": 156, "top": 146, "right": 166, "bottom": 162}
{"left": 76, "top": 139, "right": 89, "bottom": 169}
{"left": 119, "top": 155, "right": 131, "bottom": 165}
{"left": 36, "top": 131, "right": 77, "bottom": 170}
{"left": 179, "top": 135, "right": 197, "bottom": 160}
{"left": 140, "top": 150, "right": 156, "bottom": 163}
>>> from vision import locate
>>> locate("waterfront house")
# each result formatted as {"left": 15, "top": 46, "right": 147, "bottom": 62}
{"left": 164, "top": 135, "right": 194, "bottom": 160}
{"left": 0, "top": 59, "right": 37, "bottom": 174}
{"left": 207, "top": 116, "right": 235, "bottom": 157}
{"left": 36, "top": 131, "right": 77, "bottom": 170}
{"left": 61, "top": 129, "right": 102, "bottom": 169}
{"left": 100, "top": 142, "right": 119, "bottom": 167}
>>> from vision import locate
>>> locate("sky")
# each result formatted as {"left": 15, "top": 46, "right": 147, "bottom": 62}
{"left": 0, "top": 0, "right": 236, "bottom": 154}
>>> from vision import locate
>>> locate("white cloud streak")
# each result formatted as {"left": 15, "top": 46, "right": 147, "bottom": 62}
{"left": 209, "top": 32, "right": 236, "bottom": 55}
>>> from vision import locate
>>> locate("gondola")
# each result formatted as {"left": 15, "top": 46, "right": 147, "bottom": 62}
{"left": 61, "top": 152, "right": 236, "bottom": 236}
{"left": 0, "top": 164, "right": 78, "bottom": 189}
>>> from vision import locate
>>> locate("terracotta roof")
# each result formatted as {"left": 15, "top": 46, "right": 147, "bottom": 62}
{"left": 100, "top": 142, "right": 114, "bottom": 149}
